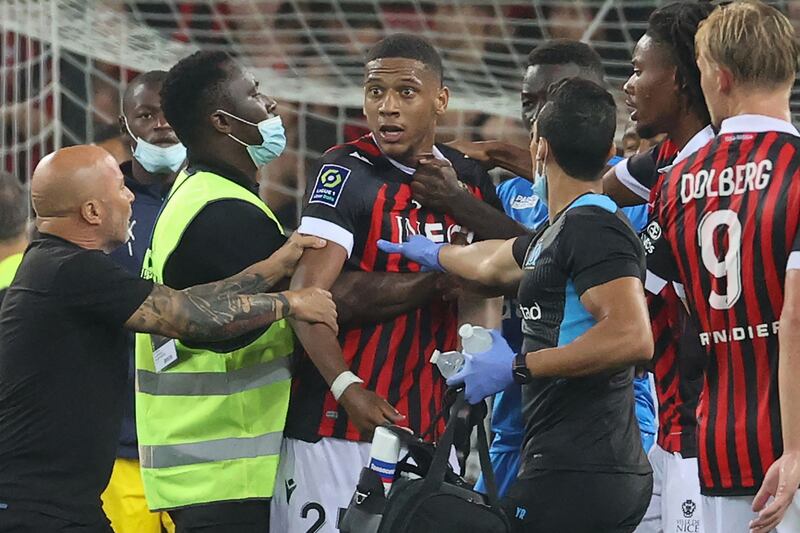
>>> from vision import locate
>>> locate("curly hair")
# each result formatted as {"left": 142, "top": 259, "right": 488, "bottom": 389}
{"left": 160, "top": 51, "right": 234, "bottom": 147}
{"left": 647, "top": 2, "right": 715, "bottom": 124}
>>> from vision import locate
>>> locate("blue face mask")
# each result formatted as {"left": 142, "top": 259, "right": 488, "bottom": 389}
{"left": 532, "top": 171, "right": 548, "bottom": 209}
{"left": 217, "top": 110, "right": 286, "bottom": 167}
{"left": 124, "top": 118, "right": 186, "bottom": 174}
{"left": 532, "top": 142, "right": 548, "bottom": 209}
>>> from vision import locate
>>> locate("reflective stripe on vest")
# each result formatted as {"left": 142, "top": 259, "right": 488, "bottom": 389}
{"left": 135, "top": 169, "right": 292, "bottom": 511}
{"left": 137, "top": 357, "right": 291, "bottom": 396}
{"left": 140, "top": 430, "right": 283, "bottom": 469}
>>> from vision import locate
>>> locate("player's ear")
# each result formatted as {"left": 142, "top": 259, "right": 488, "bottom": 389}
{"left": 536, "top": 137, "right": 549, "bottom": 166}
{"left": 717, "top": 64, "right": 734, "bottom": 95}
{"left": 210, "top": 111, "right": 233, "bottom": 135}
{"left": 435, "top": 85, "right": 449, "bottom": 117}
{"left": 80, "top": 199, "right": 102, "bottom": 226}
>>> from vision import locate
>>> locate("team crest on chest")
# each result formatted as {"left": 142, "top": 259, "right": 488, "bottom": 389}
{"left": 524, "top": 241, "right": 543, "bottom": 268}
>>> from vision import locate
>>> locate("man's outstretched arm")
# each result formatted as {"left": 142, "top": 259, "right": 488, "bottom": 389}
{"left": 126, "top": 234, "right": 337, "bottom": 341}
{"left": 332, "top": 271, "right": 454, "bottom": 327}
{"left": 446, "top": 139, "right": 533, "bottom": 180}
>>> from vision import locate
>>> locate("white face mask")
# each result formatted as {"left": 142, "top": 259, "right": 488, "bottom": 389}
{"left": 124, "top": 117, "right": 186, "bottom": 174}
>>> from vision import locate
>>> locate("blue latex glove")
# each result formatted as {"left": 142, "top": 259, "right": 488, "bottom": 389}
{"left": 376, "top": 235, "right": 445, "bottom": 272}
{"left": 446, "top": 329, "right": 516, "bottom": 404}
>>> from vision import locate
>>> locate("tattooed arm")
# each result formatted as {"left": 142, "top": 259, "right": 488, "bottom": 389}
{"left": 125, "top": 232, "right": 334, "bottom": 342}
{"left": 126, "top": 275, "right": 338, "bottom": 342}
{"left": 226, "top": 233, "right": 328, "bottom": 293}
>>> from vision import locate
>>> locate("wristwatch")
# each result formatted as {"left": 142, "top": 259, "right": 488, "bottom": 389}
{"left": 512, "top": 352, "right": 533, "bottom": 385}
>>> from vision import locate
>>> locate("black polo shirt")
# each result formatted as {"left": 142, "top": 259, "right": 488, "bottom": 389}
{"left": 0, "top": 234, "right": 153, "bottom": 525}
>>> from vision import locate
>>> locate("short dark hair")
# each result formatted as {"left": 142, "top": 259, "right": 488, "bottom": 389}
{"left": 366, "top": 33, "right": 443, "bottom": 82}
{"left": 122, "top": 70, "right": 168, "bottom": 115}
{"left": 647, "top": 2, "right": 714, "bottom": 125}
{"left": 527, "top": 39, "right": 605, "bottom": 80}
{"left": 160, "top": 51, "right": 234, "bottom": 147}
{"left": 0, "top": 171, "right": 27, "bottom": 241}
{"left": 536, "top": 78, "right": 616, "bottom": 181}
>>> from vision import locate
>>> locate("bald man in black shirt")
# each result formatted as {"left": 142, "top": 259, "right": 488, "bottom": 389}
{"left": 0, "top": 145, "right": 336, "bottom": 533}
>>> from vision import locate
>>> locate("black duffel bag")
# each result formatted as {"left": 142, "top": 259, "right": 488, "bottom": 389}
{"left": 340, "top": 391, "right": 511, "bottom": 533}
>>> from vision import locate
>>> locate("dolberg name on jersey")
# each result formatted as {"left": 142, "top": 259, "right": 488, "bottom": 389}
{"left": 680, "top": 158, "right": 771, "bottom": 203}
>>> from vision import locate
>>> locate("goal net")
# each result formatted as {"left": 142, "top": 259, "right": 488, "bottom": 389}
{"left": 3, "top": 0, "right": 800, "bottom": 228}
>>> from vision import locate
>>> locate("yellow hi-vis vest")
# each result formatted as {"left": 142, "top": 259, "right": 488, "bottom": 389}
{"left": 134, "top": 169, "right": 293, "bottom": 511}
{"left": 0, "top": 252, "right": 23, "bottom": 290}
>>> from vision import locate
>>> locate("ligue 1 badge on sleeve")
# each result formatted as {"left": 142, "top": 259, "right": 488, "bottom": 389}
{"left": 309, "top": 164, "right": 351, "bottom": 208}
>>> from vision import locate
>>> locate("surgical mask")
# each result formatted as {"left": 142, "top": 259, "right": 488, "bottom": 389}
{"left": 532, "top": 144, "right": 548, "bottom": 209}
{"left": 532, "top": 171, "right": 548, "bottom": 210}
{"left": 217, "top": 110, "right": 286, "bottom": 167}
{"left": 123, "top": 118, "right": 186, "bottom": 174}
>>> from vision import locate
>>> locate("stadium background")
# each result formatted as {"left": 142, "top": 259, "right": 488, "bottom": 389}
{"left": 2, "top": 0, "right": 800, "bottom": 230}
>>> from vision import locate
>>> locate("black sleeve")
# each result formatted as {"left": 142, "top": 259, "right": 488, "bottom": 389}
{"left": 162, "top": 199, "right": 287, "bottom": 352}
{"left": 558, "top": 209, "right": 646, "bottom": 296}
{"left": 512, "top": 233, "right": 536, "bottom": 268}
{"left": 57, "top": 250, "right": 154, "bottom": 326}
{"left": 298, "top": 150, "right": 371, "bottom": 256}
{"left": 624, "top": 147, "right": 660, "bottom": 192}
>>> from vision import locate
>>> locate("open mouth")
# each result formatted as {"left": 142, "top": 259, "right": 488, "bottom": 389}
{"left": 378, "top": 124, "right": 405, "bottom": 143}
{"left": 625, "top": 99, "right": 638, "bottom": 121}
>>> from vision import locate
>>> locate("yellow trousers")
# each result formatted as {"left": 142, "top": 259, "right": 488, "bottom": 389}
{"left": 101, "top": 457, "right": 175, "bottom": 533}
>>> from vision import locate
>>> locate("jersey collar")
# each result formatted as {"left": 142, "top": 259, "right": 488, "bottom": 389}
{"left": 658, "top": 125, "right": 716, "bottom": 174}
{"left": 718, "top": 114, "right": 799, "bottom": 137}
{"left": 369, "top": 133, "right": 447, "bottom": 175}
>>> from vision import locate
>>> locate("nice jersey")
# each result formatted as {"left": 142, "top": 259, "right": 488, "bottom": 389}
{"left": 290, "top": 134, "right": 502, "bottom": 443}
{"left": 654, "top": 115, "right": 800, "bottom": 495}
{"left": 621, "top": 127, "right": 715, "bottom": 457}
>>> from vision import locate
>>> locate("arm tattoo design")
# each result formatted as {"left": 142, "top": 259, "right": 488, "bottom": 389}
{"left": 127, "top": 277, "right": 290, "bottom": 342}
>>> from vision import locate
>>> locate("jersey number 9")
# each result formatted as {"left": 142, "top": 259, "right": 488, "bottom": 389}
{"left": 698, "top": 209, "right": 743, "bottom": 310}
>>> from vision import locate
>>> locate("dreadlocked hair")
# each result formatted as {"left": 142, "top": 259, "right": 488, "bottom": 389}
{"left": 647, "top": 2, "right": 714, "bottom": 125}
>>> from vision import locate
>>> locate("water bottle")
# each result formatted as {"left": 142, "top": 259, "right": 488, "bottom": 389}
{"left": 459, "top": 324, "right": 493, "bottom": 354}
{"left": 430, "top": 349, "right": 465, "bottom": 379}
{"left": 368, "top": 426, "right": 401, "bottom": 495}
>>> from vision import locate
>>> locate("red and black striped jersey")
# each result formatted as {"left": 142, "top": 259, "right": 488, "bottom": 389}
{"left": 288, "top": 134, "right": 501, "bottom": 443}
{"left": 655, "top": 115, "right": 800, "bottom": 495}
{"left": 614, "top": 139, "right": 679, "bottom": 201}
{"left": 639, "top": 128, "right": 714, "bottom": 457}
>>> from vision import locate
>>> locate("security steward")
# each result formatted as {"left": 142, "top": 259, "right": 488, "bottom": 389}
{"left": 136, "top": 51, "right": 298, "bottom": 532}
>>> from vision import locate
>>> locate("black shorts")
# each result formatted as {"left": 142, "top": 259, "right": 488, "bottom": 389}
{"left": 168, "top": 500, "right": 271, "bottom": 533}
{"left": 0, "top": 507, "right": 112, "bottom": 533}
{"left": 501, "top": 470, "right": 652, "bottom": 533}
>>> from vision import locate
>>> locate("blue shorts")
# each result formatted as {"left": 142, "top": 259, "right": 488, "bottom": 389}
{"left": 474, "top": 447, "right": 521, "bottom": 498}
